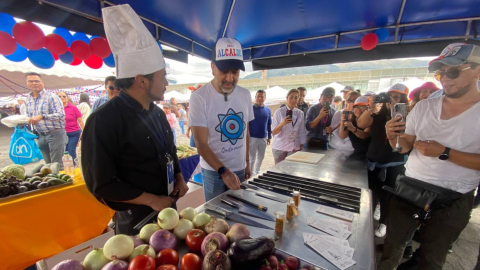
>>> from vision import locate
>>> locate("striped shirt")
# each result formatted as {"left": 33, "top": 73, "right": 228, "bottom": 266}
{"left": 91, "top": 95, "right": 110, "bottom": 112}
{"left": 25, "top": 90, "right": 65, "bottom": 133}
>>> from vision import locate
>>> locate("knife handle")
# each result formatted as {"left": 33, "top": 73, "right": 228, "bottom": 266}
{"left": 204, "top": 203, "right": 230, "bottom": 217}
{"left": 221, "top": 198, "right": 240, "bottom": 208}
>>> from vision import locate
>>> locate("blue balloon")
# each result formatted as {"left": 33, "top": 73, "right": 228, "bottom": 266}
{"left": 58, "top": 50, "right": 74, "bottom": 64}
{"left": 103, "top": 53, "right": 115, "bottom": 67}
{"left": 0, "top": 13, "right": 16, "bottom": 35}
{"left": 53, "top": 27, "right": 74, "bottom": 47}
{"left": 375, "top": 28, "right": 389, "bottom": 42}
{"left": 4, "top": 43, "right": 28, "bottom": 62}
{"left": 73, "top": 32, "right": 90, "bottom": 43}
{"left": 28, "top": 48, "right": 55, "bottom": 69}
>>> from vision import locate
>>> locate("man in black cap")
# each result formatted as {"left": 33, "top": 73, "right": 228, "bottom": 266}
{"left": 305, "top": 87, "right": 336, "bottom": 148}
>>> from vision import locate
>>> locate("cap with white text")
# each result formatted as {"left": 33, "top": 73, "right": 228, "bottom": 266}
{"left": 212, "top": 37, "right": 245, "bottom": 72}
{"left": 429, "top": 43, "right": 480, "bottom": 72}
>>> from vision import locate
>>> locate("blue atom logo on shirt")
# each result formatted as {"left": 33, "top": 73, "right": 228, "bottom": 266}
{"left": 215, "top": 108, "right": 246, "bottom": 145}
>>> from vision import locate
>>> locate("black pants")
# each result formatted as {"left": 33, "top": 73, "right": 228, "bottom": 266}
{"left": 378, "top": 190, "right": 474, "bottom": 270}
{"left": 114, "top": 203, "right": 177, "bottom": 235}
{"left": 367, "top": 165, "right": 404, "bottom": 224}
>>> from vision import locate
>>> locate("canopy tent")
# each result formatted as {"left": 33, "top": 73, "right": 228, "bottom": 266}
{"left": 305, "top": 82, "right": 346, "bottom": 100}
{"left": 376, "top": 78, "right": 440, "bottom": 93}
{"left": 2, "top": 0, "right": 479, "bottom": 70}
{"left": 0, "top": 56, "right": 114, "bottom": 96}
{"left": 264, "top": 86, "right": 288, "bottom": 100}
{"left": 164, "top": 90, "right": 187, "bottom": 101}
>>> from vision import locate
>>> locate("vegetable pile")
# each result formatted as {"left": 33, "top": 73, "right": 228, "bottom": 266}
{"left": 51, "top": 207, "right": 311, "bottom": 270}
{"left": 176, "top": 145, "right": 197, "bottom": 159}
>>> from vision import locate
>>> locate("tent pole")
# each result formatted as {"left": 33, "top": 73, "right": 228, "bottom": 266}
{"left": 394, "top": 0, "right": 407, "bottom": 43}
{"left": 222, "top": 0, "right": 237, "bottom": 38}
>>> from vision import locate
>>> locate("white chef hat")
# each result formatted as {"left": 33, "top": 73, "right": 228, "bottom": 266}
{"left": 102, "top": 4, "right": 165, "bottom": 79}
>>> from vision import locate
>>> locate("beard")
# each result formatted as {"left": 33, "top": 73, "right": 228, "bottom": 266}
{"left": 217, "top": 79, "right": 237, "bottom": 93}
{"left": 146, "top": 83, "right": 164, "bottom": 102}
{"left": 444, "top": 84, "right": 471, "bottom": 99}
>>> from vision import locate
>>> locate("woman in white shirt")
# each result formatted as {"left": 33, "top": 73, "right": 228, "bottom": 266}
{"left": 271, "top": 89, "right": 307, "bottom": 164}
{"left": 76, "top": 93, "right": 91, "bottom": 125}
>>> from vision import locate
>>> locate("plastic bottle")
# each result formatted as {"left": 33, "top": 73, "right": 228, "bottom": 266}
{"left": 62, "top": 151, "right": 75, "bottom": 176}
{"left": 275, "top": 211, "right": 285, "bottom": 235}
{"left": 292, "top": 190, "right": 301, "bottom": 207}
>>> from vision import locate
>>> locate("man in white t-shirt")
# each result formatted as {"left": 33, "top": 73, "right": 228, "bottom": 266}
{"left": 189, "top": 37, "right": 254, "bottom": 201}
{"left": 381, "top": 43, "right": 480, "bottom": 270}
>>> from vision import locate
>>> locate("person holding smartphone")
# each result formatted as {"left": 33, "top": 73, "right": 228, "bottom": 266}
{"left": 305, "top": 87, "right": 336, "bottom": 149}
{"left": 271, "top": 89, "right": 307, "bottom": 164}
{"left": 338, "top": 96, "right": 371, "bottom": 157}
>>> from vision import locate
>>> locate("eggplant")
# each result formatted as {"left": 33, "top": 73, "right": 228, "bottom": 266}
{"left": 227, "top": 236, "right": 275, "bottom": 264}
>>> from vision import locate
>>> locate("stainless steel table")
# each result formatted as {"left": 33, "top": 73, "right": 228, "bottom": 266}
{"left": 195, "top": 149, "right": 375, "bottom": 270}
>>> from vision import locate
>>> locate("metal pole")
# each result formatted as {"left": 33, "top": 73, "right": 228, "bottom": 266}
{"left": 222, "top": 0, "right": 237, "bottom": 38}
{"left": 395, "top": 0, "right": 407, "bottom": 43}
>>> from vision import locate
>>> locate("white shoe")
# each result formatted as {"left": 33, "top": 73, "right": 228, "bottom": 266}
{"left": 374, "top": 203, "right": 381, "bottom": 221}
{"left": 375, "top": 223, "right": 387, "bottom": 237}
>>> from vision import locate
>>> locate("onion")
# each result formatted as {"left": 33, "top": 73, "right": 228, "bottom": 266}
{"left": 201, "top": 232, "right": 229, "bottom": 257}
{"left": 131, "top": 235, "right": 144, "bottom": 248}
{"left": 149, "top": 229, "right": 177, "bottom": 253}
{"left": 203, "top": 250, "right": 231, "bottom": 270}
{"left": 173, "top": 218, "right": 194, "bottom": 240}
{"left": 139, "top": 223, "right": 161, "bottom": 243}
{"left": 192, "top": 212, "right": 212, "bottom": 230}
{"left": 52, "top": 260, "right": 85, "bottom": 270}
{"left": 101, "top": 260, "right": 128, "bottom": 270}
{"left": 204, "top": 219, "right": 229, "bottom": 234}
{"left": 226, "top": 223, "right": 250, "bottom": 243}
{"left": 179, "top": 207, "right": 198, "bottom": 221}
{"left": 157, "top": 208, "right": 179, "bottom": 230}
{"left": 103, "top": 234, "right": 134, "bottom": 260}
{"left": 128, "top": 244, "right": 156, "bottom": 261}
{"left": 83, "top": 248, "right": 110, "bottom": 270}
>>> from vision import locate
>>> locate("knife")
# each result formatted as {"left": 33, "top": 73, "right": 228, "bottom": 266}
{"left": 227, "top": 193, "right": 268, "bottom": 211}
{"left": 204, "top": 203, "right": 274, "bottom": 230}
{"left": 242, "top": 188, "right": 289, "bottom": 203}
{"left": 220, "top": 198, "right": 276, "bottom": 221}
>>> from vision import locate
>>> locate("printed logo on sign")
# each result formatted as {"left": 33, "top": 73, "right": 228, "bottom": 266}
{"left": 226, "top": 42, "right": 234, "bottom": 48}
{"left": 11, "top": 137, "right": 33, "bottom": 158}
{"left": 215, "top": 108, "right": 246, "bottom": 145}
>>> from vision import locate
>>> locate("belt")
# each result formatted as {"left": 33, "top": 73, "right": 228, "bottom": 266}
{"left": 37, "top": 128, "right": 62, "bottom": 136}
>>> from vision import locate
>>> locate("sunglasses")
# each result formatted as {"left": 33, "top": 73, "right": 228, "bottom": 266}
{"left": 434, "top": 66, "right": 470, "bottom": 81}
{"left": 108, "top": 86, "right": 120, "bottom": 91}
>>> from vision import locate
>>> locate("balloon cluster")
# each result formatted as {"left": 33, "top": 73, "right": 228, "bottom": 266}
{"left": 360, "top": 27, "right": 389, "bottom": 51}
{"left": 0, "top": 13, "right": 115, "bottom": 69}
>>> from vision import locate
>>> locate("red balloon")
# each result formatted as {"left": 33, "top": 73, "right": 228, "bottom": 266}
{"left": 84, "top": 54, "right": 103, "bottom": 69}
{"left": 89, "top": 37, "right": 111, "bottom": 58}
{"left": 53, "top": 53, "right": 59, "bottom": 61}
{"left": 361, "top": 33, "right": 379, "bottom": 51}
{"left": 70, "top": 40, "right": 91, "bottom": 60}
{"left": 45, "top": 33, "right": 68, "bottom": 55}
{"left": 12, "top": 21, "right": 45, "bottom": 50}
{"left": 70, "top": 55, "right": 82, "bottom": 66}
{"left": 0, "top": 31, "right": 16, "bottom": 55}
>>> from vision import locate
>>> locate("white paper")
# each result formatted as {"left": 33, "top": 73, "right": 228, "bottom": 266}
{"left": 319, "top": 235, "right": 350, "bottom": 247}
{"left": 303, "top": 233, "right": 354, "bottom": 258}
{"left": 306, "top": 237, "right": 356, "bottom": 270}
{"left": 307, "top": 218, "right": 352, "bottom": 240}
{"left": 316, "top": 205, "right": 355, "bottom": 222}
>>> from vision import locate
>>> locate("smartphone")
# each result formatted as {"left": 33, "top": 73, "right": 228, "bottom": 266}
{"left": 342, "top": 111, "right": 353, "bottom": 131}
{"left": 286, "top": 109, "right": 293, "bottom": 118}
{"left": 323, "top": 102, "right": 331, "bottom": 111}
{"left": 391, "top": 103, "right": 407, "bottom": 134}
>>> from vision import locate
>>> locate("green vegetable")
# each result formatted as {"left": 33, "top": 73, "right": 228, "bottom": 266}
{"left": 50, "top": 163, "right": 60, "bottom": 174}
{"left": 29, "top": 176, "right": 42, "bottom": 183}
{"left": 46, "top": 174, "right": 57, "bottom": 178}
{"left": 38, "top": 182, "right": 49, "bottom": 189}
{"left": 61, "top": 175, "right": 72, "bottom": 181}
{"left": 40, "top": 166, "right": 52, "bottom": 175}
{"left": 28, "top": 163, "right": 44, "bottom": 176}
{"left": 1, "top": 164, "right": 26, "bottom": 180}
{"left": 47, "top": 179, "right": 66, "bottom": 186}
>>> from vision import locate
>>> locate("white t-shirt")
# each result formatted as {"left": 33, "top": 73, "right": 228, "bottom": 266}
{"left": 329, "top": 110, "right": 354, "bottom": 152}
{"left": 405, "top": 96, "right": 480, "bottom": 193}
{"left": 188, "top": 82, "right": 254, "bottom": 171}
{"left": 271, "top": 106, "right": 307, "bottom": 152}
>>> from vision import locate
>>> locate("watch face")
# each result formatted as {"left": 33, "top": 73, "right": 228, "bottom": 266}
{"left": 438, "top": 154, "right": 449, "bottom": 160}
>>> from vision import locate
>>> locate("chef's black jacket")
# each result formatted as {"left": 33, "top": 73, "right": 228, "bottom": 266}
{"left": 81, "top": 91, "right": 181, "bottom": 233}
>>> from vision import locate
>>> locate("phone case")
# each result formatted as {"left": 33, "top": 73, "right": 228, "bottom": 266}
{"left": 391, "top": 103, "right": 407, "bottom": 134}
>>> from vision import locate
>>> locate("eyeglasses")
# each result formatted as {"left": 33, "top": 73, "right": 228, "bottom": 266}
{"left": 354, "top": 106, "right": 367, "bottom": 110}
{"left": 58, "top": 95, "right": 67, "bottom": 98}
{"left": 108, "top": 86, "right": 120, "bottom": 91}
{"left": 434, "top": 66, "right": 470, "bottom": 81}
{"left": 27, "top": 80, "right": 42, "bottom": 84}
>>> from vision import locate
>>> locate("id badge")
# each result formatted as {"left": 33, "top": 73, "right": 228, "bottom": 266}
{"left": 167, "top": 160, "right": 175, "bottom": 195}
{"left": 288, "top": 131, "right": 296, "bottom": 142}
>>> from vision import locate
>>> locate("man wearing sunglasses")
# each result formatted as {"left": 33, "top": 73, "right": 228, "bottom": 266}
{"left": 91, "top": 76, "right": 120, "bottom": 112}
{"left": 24, "top": 72, "right": 67, "bottom": 169}
{"left": 380, "top": 43, "right": 480, "bottom": 270}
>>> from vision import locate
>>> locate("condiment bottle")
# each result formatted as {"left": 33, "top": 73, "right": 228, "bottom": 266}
{"left": 275, "top": 211, "right": 285, "bottom": 234}
{"left": 286, "top": 199, "right": 295, "bottom": 221}
{"left": 292, "top": 190, "right": 301, "bottom": 207}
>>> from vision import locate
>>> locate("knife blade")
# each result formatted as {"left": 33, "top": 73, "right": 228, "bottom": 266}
{"left": 227, "top": 193, "right": 268, "bottom": 211}
{"left": 221, "top": 198, "right": 275, "bottom": 221}
{"left": 204, "top": 203, "right": 274, "bottom": 230}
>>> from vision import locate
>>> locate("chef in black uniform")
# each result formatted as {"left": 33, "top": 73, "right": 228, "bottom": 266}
{"left": 81, "top": 4, "right": 188, "bottom": 235}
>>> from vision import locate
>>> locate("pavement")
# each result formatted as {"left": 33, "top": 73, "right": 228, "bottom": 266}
{"left": 0, "top": 124, "right": 478, "bottom": 269}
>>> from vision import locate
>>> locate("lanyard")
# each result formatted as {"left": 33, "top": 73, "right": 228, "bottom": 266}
{"left": 119, "top": 93, "right": 172, "bottom": 160}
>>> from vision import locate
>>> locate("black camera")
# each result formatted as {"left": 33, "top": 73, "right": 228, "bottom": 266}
{"left": 373, "top": 92, "right": 391, "bottom": 104}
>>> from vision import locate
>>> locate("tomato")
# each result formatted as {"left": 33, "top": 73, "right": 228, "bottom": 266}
{"left": 129, "top": 255, "right": 156, "bottom": 270}
{"left": 156, "top": 265, "right": 178, "bottom": 270}
{"left": 156, "top": 249, "right": 179, "bottom": 267}
{"left": 185, "top": 229, "right": 206, "bottom": 253}
{"left": 180, "top": 253, "right": 202, "bottom": 270}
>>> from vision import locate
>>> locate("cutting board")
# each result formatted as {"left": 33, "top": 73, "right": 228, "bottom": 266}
{"left": 285, "top": 152, "right": 325, "bottom": 164}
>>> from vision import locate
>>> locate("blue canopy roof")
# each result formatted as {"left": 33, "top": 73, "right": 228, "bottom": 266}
{"left": 1, "top": 0, "right": 479, "bottom": 69}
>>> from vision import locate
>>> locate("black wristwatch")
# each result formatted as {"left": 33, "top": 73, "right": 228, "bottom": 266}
{"left": 438, "top": 147, "right": 450, "bottom": 160}
{"left": 217, "top": 166, "right": 228, "bottom": 177}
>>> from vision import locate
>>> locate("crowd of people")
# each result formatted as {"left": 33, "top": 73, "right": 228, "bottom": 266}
{"left": 15, "top": 4, "right": 480, "bottom": 269}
